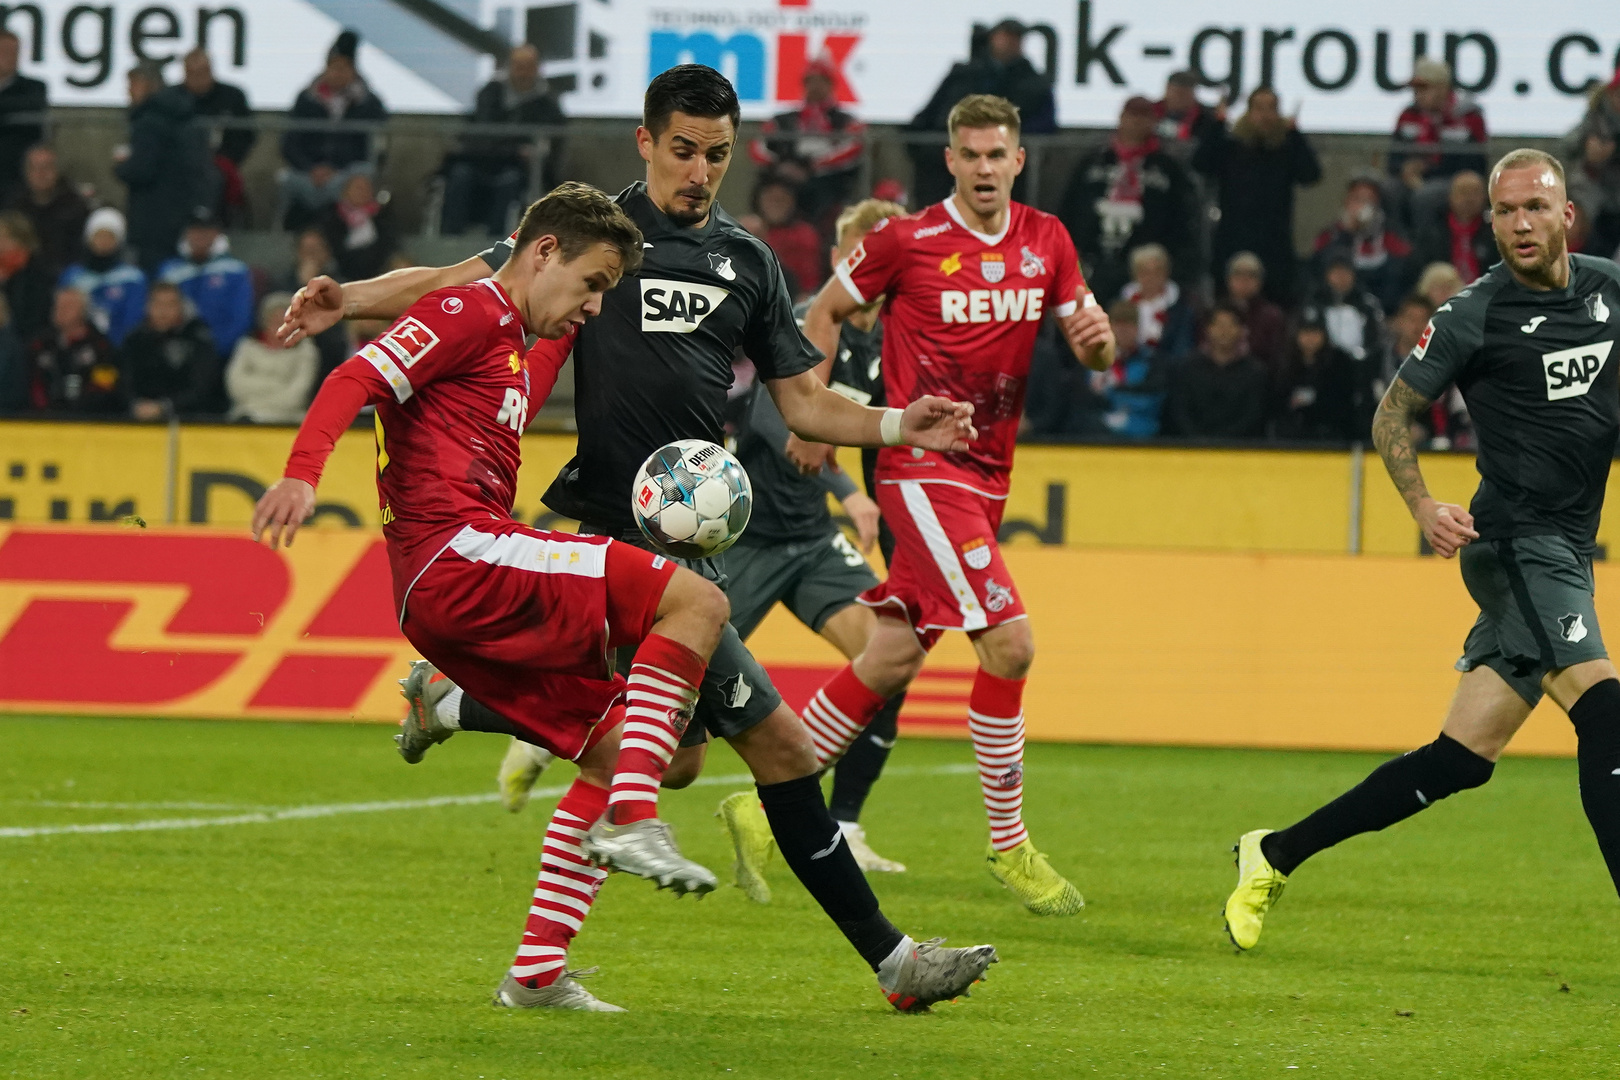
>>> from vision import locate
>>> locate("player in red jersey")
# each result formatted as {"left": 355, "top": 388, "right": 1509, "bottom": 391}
{"left": 798, "top": 94, "right": 1116, "bottom": 916}
{"left": 250, "top": 184, "right": 733, "bottom": 1011}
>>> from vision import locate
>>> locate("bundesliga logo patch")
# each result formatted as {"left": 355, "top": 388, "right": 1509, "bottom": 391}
{"left": 1413, "top": 320, "right": 1435, "bottom": 360}
{"left": 980, "top": 253, "right": 1005, "bottom": 284}
{"left": 378, "top": 317, "right": 440, "bottom": 368}
{"left": 961, "top": 537, "right": 991, "bottom": 570}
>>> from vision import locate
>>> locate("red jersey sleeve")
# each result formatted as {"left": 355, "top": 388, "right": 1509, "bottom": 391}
{"left": 1048, "top": 223, "right": 1088, "bottom": 318}
{"left": 833, "top": 215, "right": 903, "bottom": 306}
{"left": 282, "top": 360, "right": 391, "bottom": 487}
{"left": 354, "top": 291, "right": 486, "bottom": 404}
{"left": 523, "top": 327, "right": 577, "bottom": 417}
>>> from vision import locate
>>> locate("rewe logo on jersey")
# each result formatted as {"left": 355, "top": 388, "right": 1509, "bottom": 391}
{"left": 641, "top": 279, "right": 730, "bottom": 333}
{"left": 940, "top": 288, "right": 1046, "bottom": 324}
{"left": 1542, "top": 340, "right": 1614, "bottom": 400}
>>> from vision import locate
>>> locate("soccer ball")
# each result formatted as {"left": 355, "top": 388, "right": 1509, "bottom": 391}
{"left": 631, "top": 439, "right": 752, "bottom": 559}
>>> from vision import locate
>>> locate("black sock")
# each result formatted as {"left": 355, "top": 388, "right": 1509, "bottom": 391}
{"left": 757, "top": 773, "right": 905, "bottom": 970}
{"left": 456, "top": 693, "right": 546, "bottom": 746}
{"left": 829, "top": 692, "right": 903, "bottom": 822}
{"left": 1261, "top": 733, "right": 1494, "bottom": 876}
{"left": 1567, "top": 678, "right": 1620, "bottom": 897}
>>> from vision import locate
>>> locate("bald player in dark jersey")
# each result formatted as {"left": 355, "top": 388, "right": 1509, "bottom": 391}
{"left": 278, "top": 65, "right": 998, "bottom": 1013}
{"left": 1225, "top": 149, "right": 1620, "bottom": 952}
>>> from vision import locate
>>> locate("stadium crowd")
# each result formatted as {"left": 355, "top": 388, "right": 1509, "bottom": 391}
{"left": 1, "top": 22, "right": 1618, "bottom": 450}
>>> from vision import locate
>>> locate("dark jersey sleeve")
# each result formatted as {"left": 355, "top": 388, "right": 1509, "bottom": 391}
{"left": 744, "top": 247, "right": 822, "bottom": 380}
{"left": 478, "top": 236, "right": 517, "bottom": 273}
{"left": 1394, "top": 303, "right": 1483, "bottom": 401}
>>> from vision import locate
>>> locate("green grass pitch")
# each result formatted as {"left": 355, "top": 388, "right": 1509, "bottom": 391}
{"left": 3, "top": 716, "right": 1619, "bottom": 1078}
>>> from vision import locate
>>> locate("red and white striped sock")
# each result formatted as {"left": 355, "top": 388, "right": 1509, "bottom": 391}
{"left": 968, "top": 669, "right": 1029, "bottom": 851}
{"left": 608, "top": 634, "right": 704, "bottom": 824}
{"left": 510, "top": 778, "right": 609, "bottom": 988}
{"left": 801, "top": 664, "right": 888, "bottom": 768}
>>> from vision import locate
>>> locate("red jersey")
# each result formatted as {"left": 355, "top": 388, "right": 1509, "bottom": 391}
{"left": 284, "top": 279, "right": 533, "bottom": 613}
{"left": 835, "top": 198, "right": 1086, "bottom": 496}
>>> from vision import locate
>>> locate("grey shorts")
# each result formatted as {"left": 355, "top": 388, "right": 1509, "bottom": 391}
{"left": 723, "top": 532, "right": 881, "bottom": 640}
{"left": 1455, "top": 535, "right": 1608, "bottom": 706}
{"left": 582, "top": 524, "right": 784, "bottom": 748}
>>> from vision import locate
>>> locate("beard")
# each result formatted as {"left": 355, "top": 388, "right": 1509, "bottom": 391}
{"left": 1496, "top": 222, "right": 1569, "bottom": 288}
{"left": 662, "top": 187, "right": 712, "bottom": 225}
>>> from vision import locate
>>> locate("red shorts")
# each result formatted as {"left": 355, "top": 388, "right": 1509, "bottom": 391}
{"left": 400, "top": 523, "right": 677, "bottom": 760}
{"left": 860, "top": 480, "right": 1026, "bottom": 650}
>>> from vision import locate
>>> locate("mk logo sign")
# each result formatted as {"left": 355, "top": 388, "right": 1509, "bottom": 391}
{"left": 640, "top": 279, "right": 730, "bottom": 333}
{"left": 1542, "top": 341, "right": 1614, "bottom": 401}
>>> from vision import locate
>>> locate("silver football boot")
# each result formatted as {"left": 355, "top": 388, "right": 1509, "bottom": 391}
{"left": 877, "top": 937, "right": 999, "bottom": 1013}
{"left": 492, "top": 969, "right": 625, "bottom": 1012}
{"left": 581, "top": 817, "right": 718, "bottom": 895}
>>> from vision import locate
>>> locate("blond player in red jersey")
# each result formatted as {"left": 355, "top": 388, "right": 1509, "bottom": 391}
{"left": 797, "top": 95, "right": 1115, "bottom": 915}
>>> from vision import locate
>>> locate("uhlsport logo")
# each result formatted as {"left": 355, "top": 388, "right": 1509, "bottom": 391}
{"left": 1542, "top": 341, "right": 1614, "bottom": 401}
{"left": 647, "top": 1, "right": 866, "bottom": 106}
{"left": 641, "top": 279, "right": 730, "bottom": 333}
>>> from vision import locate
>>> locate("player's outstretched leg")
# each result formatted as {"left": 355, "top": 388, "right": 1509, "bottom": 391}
{"left": 734, "top": 704, "right": 999, "bottom": 1010}
{"left": 495, "top": 739, "right": 621, "bottom": 1011}
{"left": 1226, "top": 668, "right": 1511, "bottom": 950}
{"left": 498, "top": 738, "right": 555, "bottom": 813}
{"left": 830, "top": 693, "right": 908, "bottom": 873}
{"left": 1561, "top": 676, "right": 1620, "bottom": 895}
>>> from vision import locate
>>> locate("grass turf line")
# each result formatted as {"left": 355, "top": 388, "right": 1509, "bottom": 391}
{"left": 2, "top": 715, "right": 1618, "bottom": 1078}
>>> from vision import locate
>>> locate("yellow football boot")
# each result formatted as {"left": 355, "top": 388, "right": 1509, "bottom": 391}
{"left": 986, "top": 840, "right": 1084, "bottom": 916}
{"left": 1224, "top": 829, "right": 1288, "bottom": 950}
{"left": 716, "top": 791, "right": 775, "bottom": 904}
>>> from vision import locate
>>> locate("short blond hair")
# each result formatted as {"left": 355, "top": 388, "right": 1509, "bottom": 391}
{"left": 835, "top": 198, "right": 906, "bottom": 246}
{"left": 947, "top": 94, "right": 1021, "bottom": 142}
{"left": 1489, "top": 148, "right": 1566, "bottom": 197}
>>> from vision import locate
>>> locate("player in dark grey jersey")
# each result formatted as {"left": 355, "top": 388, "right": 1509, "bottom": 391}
{"left": 1224, "top": 149, "right": 1620, "bottom": 952}
{"left": 279, "top": 66, "right": 997, "bottom": 1011}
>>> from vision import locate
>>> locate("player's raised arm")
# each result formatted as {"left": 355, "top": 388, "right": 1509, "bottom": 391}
{"left": 1058, "top": 288, "right": 1116, "bottom": 372}
{"left": 278, "top": 254, "right": 491, "bottom": 345}
{"left": 765, "top": 368, "right": 975, "bottom": 453}
{"left": 1371, "top": 377, "right": 1477, "bottom": 558}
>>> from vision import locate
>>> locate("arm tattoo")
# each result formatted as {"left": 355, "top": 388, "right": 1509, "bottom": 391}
{"left": 1371, "top": 378, "right": 1435, "bottom": 514}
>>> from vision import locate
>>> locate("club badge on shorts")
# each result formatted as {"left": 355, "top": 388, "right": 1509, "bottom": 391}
{"left": 961, "top": 537, "right": 992, "bottom": 570}
{"left": 982, "top": 578, "right": 1013, "bottom": 613}
{"left": 980, "top": 252, "right": 1005, "bottom": 284}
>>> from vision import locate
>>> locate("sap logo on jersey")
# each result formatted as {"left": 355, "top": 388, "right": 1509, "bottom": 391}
{"left": 641, "top": 279, "right": 730, "bottom": 333}
{"left": 1542, "top": 341, "right": 1614, "bottom": 400}
{"left": 941, "top": 288, "right": 1046, "bottom": 324}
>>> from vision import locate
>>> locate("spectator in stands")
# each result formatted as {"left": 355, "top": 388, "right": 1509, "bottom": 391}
{"left": 1222, "top": 251, "right": 1287, "bottom": 381}
{"left": 1312, "top": 250, "right": 1388, "bottom": 371}
{"left": 1388, "top": 58, "right": 1488, "bottom": 231}
{"left": 1380, "top": 292, "right": 1436, "bottom": 398}
{"left": 281, "top": 30, "right": 388, "bottom": 231}
{"left": 226, "top": 292, "right": 318, "bottom": 424}
{"left": 0, "top": 30, "right": 45, "bottom": 200}
{"left": 4, "top": 146, "right": 88, "bottom": 282}
{"left": 1119, "top": 243, "right": 1196, "bottom": 364}
{"left": 59, "top": 208, "right": 147, "bottom": 347}
{"left": 28, "top": 287, "right": 120, "bottom": 414}
{"left": 1154, "top": 71, "right": 1222, "bottom": 162}
{"left": 753, "top": 178, "right": 821, "bottom": 299}
{"left": 1568, "top": 123, "right": 1620, "bottom": 258}
{"left": 121, "top": 281, "right": 220, "bottom": 420}
{"left": 0, "top": 295, "right": 23, "bottom": 412}
{"left": 1271, "top": 308, "right": 1361, "bottom": 442}
{"left": 116, "top": 60, "right": 218, "bottom": 275}
{"left": 1061, "top": 97, "right": 1199, "bottom": 303}
{"left": 1194, "top": 86, "right": 1321, "bottom": 306}
{"left": 750, "top": 57, "right": 865, "bottom": 228}
{"left": 1165, "top": 303, "right": 1267, "bottom": 439}
{"left": 277, "top": 227, "right": 352, "bottom": 382}
{"left": 1415, "top": 261, "right": 1464, "bottom": 310}
{"left": 0, "top": 210, "right": 49, "bottom": 344}
{"left": 1310, "top": 175, "right": 1411, "bottom": 313}
{"left": 320, "top": 172, "right": 397, "bottom": 283}
{"left": 905, "top": 18, "right": 1055, "bottom": 205}
{"left": 181, "top": 47, "right": 255, "bottom": 225}
{"left": 441, "top": 44, "right": 564, "bottom": 237}
{"left": 1093, "top": 298, "right": 1168, "bottom": 438}
{"left": 1412, "top": 170, "right": 1493, "bottom": 286}
{"left": 158, "top": 205, "right": 254, "bottom": 361}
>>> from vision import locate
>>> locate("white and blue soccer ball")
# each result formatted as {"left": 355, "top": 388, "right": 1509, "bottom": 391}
{"left": 632, "top": 439, "right": 752, "bottom": 559}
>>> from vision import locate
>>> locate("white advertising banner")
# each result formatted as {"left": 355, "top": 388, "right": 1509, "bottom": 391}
{"left": 2, "top": 0, "right": 1613, "bottom": 134}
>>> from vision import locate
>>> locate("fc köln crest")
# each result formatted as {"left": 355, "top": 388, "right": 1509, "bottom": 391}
{"left": 980, "top": 252, "right": 1005, "bottom": 284}
{"left": 1020, "top": 245, "right": 1046, "bottom": 278}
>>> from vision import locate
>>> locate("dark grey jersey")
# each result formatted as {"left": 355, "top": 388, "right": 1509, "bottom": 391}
{"left": 731, "top": 303, "right": 884, "bottom": 544}
{"left": 481, "top": 182, "right": 820, "bottom": 532}
{"left": 1395, "top": 254, "right": 1620, "bottom": 554}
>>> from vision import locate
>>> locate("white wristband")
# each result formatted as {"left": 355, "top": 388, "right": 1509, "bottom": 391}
{"left": 880, "top": 407, "right": 904, "bottom": 447}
